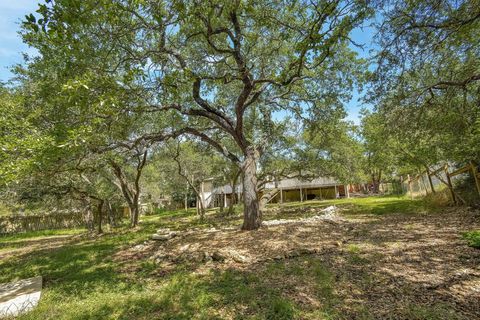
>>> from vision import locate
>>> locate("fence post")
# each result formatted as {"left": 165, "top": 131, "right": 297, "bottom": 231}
{"left": 407, "top": 174, "right": 413, "bottom": 200}
{"left": 419, "top": 173, "right": 428, "bottom": 195}
{"left": 444, "top": 164, "right": 457, "bottom": 205}
{"left": 471, "top": 161, "right": 480, "bottom": 199}
{"left": 425, "top": 167, "right": 435, "bottom": 193}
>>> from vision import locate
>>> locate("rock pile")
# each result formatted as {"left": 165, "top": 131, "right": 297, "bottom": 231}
{"left": 151, "top": 245, "right": 320, "bottom": 266}
{"left": 263, "top": 205, "right": 341, "bottom": 226}
{"left": 152, "top": 247, "right": 253, "bottom": 265}
{"left": 152, "top": 228, "right": 178, "bottom": 241}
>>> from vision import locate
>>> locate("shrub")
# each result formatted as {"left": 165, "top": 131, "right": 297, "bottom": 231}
{"left": 463, "top": 231, "right": 480, "bottom": 249}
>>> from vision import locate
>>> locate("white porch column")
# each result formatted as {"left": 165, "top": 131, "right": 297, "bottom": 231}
{"left": 200, "top": 181, "right": 205, "bottom": 208}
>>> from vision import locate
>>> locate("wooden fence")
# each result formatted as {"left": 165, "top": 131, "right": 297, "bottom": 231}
{"left": 0, "top": 212, "right": 86, "bottom": 235}
{"left": 407, "top": 161, "right": 480, "bottom": 204}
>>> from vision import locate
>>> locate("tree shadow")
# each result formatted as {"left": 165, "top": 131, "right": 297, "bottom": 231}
{"left": 3, "top": 203, "right": 479, "bottom": 319}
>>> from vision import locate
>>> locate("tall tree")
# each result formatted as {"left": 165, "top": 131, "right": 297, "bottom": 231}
{"left": 0, "top": 85, "right": 48, "bottom": 185}
{"left": 360, "top": 110, "right": 396, "bottom": 192}
{"left": 370, "top": 0, "right": 480, "bottom": 165}
{"left": 170, "top": 141, "right": 216, "bottom": 219}
{"left": 24, "top": 0, "right": 372, "bottom": 229}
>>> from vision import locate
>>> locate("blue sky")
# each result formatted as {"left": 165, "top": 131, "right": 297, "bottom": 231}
{"left": 0, "top": 1, "right": 375, "bottom": 124}
{"left": 0, "top": 1, "right": 39, "bottom": 82}
{"left": 344, "top": 24, "right": 377, "bottom": 124}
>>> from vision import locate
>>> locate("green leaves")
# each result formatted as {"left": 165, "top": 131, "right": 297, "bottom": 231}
{"left": 369, "top": 0, "right": 480, "bottom": 166}
{"left": 0, "top": 87, "right": 50, "bottom": 184}
{"left": 25, "top": 13, "right": 36, "bottom": 23}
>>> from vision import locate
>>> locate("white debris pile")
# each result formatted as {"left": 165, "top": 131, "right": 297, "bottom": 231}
{"left": 152, "top": 228, "right": 178, "bottom": 241}
{"left": 263, "top": 205, "right": 341, "bottom": 226}
{"left": 316, "top": 205, "right": 337, "bottom": 219}
{"left": 0, "top": 277, "right": 42, "bottom": 318}
{"left": 152, "top": 246, "right": 253, "bottom": 265}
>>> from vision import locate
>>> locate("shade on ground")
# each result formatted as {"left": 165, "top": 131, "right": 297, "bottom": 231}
{"left": 0, "top": 277, "right": 42, "bottom": 318}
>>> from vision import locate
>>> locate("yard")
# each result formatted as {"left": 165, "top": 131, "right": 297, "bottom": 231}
{"left": 1, "top": 196, "right": 479, "bottom": 320}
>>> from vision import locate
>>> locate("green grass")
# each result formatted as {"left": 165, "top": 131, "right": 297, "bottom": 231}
{"left": 462, "top": 230, "right": 480, "bottom": 249}
{"left": 0, "top": 228, "right": 86, "bottom": 242}
{"left": 0, "top": 207, "right": 341, "bottom": 319}
{"left": 267, "top": 194, "right": 429, "bottom": 216}
{"left": 405, "top": 303, "right": 466, "bottom": 320}
{"left": 4, "top": 247, "right": 338, "bottom": 319}
{"left": 0, "top": 196, "right": 468, "bottom": 319}
{"left": 0, "top": 228, "right": 88, "bottom": 254}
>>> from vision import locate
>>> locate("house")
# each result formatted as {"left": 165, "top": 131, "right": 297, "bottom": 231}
{"left": 200, "top": 176, "right": 355, "bottom": 208}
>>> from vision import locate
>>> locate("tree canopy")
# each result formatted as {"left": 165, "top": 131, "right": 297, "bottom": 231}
{"left": 19, "top": 0, "right": 372, "bottom": 229}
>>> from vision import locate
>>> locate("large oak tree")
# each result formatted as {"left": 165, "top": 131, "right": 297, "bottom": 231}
{"left": 24, "top": 0, "right": 371, "bottom": 229}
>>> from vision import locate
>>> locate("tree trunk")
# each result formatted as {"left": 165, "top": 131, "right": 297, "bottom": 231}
{"left": 371, "top": 174, "right": 378, "bottom": 193}
{"left": 372, "top": 170, "right": 382, "bottom": 193}
{"left": 425, "top": 166, "right": 435, "bottom": 193}
{"left": 184, "top": 180, "right": 189, "bottom": 211}
{"left": 97, "top": 200, "right": 104, "bottom": 234}
{"left": 259, "top": 188, "right": 279, "bottom": 211}
{"left": 228, "top": 185, "right": 236, "bottom": 216}
{"left": 84, "top": 202, "right": 94, "bottom": 232}
{"left": 108, "top": 150, "right": 147, "bottom": 229}
{"left": 197, "top": 193, "right": 205, "bottom": 220}
{"left": 241, "top": 148, "right": 261, "bottom": 230}
{"left": 130, "top": 199, "right": 140, "bottom": 227}
{"left": 106, "top": 201, "right": 116, "bottom": 227}
{"left": 219, "top": 195, "right": 224, "bottom": 214}
{"left": 228, "top": 169, "right": 241, "bottom": 216}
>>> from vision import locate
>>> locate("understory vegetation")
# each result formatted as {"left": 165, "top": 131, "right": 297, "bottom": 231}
{"left": 463, "top": 230, "right": 480, "bottom": 249}
{"left": 1, "top": 196, "right": 478, "bottom": 320}
{"left": 0, "top": 1, "right": 479, "bottom": 319}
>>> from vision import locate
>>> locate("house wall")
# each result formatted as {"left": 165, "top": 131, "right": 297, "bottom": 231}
{"left": 283, "top": 189, "right": 301, "bottom": 202}
{"left": 266, "top": 185, "right": 342, "bottom": 204}
{"left": 303, "top": 186, "right": 336, "bottom": 200}
{"left": 201, "top": 180, "right": 214, "bottom": 208}
{"left": 203, "top": 176, "right": 350, "bottom": 208}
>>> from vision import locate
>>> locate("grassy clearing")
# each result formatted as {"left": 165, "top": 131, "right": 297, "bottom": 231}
{"left": 11, "top": 257, "right": 340, "bottom": 320}
{"left": 462, "top": 230, "right": 480, "bottom": 249}
{"left": 0, "top": 228, "right": 85, "bottom": 242}
{"left": 405, "top": 304, "right": 467, "bottom": 320}
{"left": 267, "top": 194, "right": 430, "bottom": 216}
{"left": 0, "top": 195, "right": 474, "bottom": 319}
{"left": 0, "top": 228, "right": 87, "bottom": 254}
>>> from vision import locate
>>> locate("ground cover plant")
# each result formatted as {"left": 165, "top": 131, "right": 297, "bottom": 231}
{"left": 0, "top": 1, "right": 479, "bottom": 319}
{"left": 1, "top": 196, "right": 479, "bottom": 320}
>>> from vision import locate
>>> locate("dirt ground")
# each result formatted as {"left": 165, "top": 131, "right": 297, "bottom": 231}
{"left": 118, "top": 206, "right": 480, "bottom": 319}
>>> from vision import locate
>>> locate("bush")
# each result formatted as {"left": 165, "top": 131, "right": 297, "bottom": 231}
{"left": 463, "top": 231, "right": 480, "bottom": 249}
{"left": 422, "top": 188, "right": 452, "bottom": 208}
{"left": 452, "top": 175, "right": 480, "bottom": 207}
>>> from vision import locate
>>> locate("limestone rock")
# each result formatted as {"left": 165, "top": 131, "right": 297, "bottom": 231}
{"left": 152, "top": 233, "right": 174, "bottom": 241}
{"left": 203, "top": 251, "right": 213, "bottom": 262}
{"left": 152, "top": 229, "right": 178, "bottom": 241}
{"left": 230, "top": 252, "right": 250, "bottom": 264}
{"left": 212, "top": 251, "right": 226, "bottom": 262}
